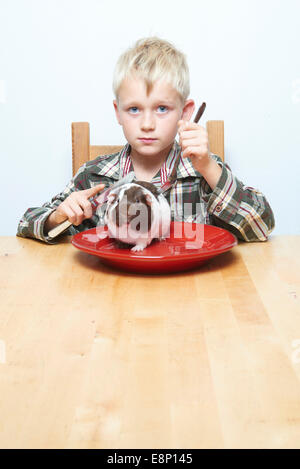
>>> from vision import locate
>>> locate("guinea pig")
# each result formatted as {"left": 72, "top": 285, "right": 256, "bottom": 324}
{"left": 103, "top": 181, "right": 171, "bottom": 252}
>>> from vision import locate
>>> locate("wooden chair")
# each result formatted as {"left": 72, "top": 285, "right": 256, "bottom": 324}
{"left": 72, "top": 121, "right": 224, "bottom": 176}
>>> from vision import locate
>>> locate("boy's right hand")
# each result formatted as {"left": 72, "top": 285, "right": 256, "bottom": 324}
{"left": 45, "top": 183, "right": 105, "bottom": 232}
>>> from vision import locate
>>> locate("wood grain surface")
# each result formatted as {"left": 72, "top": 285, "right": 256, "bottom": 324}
{"left": 0, "top": 235, "right": 300, "bottom": 449}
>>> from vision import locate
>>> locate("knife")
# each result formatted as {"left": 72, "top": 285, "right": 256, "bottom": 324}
{"left": 47, "top": 171, "right": 135, "bottom": 239}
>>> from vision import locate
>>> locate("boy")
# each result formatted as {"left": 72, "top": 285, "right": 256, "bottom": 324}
{"left": 17, "top": 37, "right": 275, "bottom": 243}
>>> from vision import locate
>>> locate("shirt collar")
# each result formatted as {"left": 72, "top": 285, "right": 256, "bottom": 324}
{"left": 91, "top": 144, "right": 130, "bottom": 181}
{"left": 93, "top": 140, "right": 200, "bottom": 183}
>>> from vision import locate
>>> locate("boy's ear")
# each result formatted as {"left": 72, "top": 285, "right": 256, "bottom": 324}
{"left": 181, "top": 99, "right": 195, "bottom": 122}
{"left": 113, "top": 100, "right": 122, "bottom": 125}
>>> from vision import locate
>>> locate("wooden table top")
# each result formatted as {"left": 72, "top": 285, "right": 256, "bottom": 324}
{"left": 0, "top": 235, "right": 300, "bottom": 449}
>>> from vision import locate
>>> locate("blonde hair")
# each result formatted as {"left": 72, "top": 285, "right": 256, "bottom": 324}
{"left": 113, "top": 37, "right": 190, "bottom": 105}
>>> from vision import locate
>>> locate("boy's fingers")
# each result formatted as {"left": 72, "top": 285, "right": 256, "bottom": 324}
{"left": 178, "top": 120, "right": 188, "bottom": 132}
{"left": 178, "top": 120, "right": 202, "bottom": 134}
{"left": 179, "top": 121, "right": 202, "bottom": 132}
{"left": 60, "top": 205, "right": 77, "bottom": 225}
{"left": 84, "top": 183, "right": 106, "bottom": 198}
{"left": 180, "top": 129, "right": 205, "bottom": 139}
{"left": 189, "top": 122, "right": 204, "bottom": 130}
{"left": 68, "top": 199, "right": 84, "bottom": 225}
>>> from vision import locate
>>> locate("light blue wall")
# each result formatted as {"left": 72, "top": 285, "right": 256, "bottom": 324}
{"left": 1, "top": 0, "right": 299, "bottom": 235}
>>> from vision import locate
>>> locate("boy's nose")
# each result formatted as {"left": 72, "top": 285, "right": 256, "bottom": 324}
{"left": 140, "top": 111, "right": 155, "bottom": 131}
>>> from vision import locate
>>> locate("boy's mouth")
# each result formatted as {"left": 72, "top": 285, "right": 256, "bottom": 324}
{"left": 138, "top": 138, "right": 157, "bottom": 144}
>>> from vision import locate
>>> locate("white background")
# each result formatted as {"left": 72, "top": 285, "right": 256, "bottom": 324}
{"left": 1, "top": 0, "right": 299, "bottom": 236}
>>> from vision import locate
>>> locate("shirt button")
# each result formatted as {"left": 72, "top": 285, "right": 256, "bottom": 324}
{"left": 215, "top": 203, "right": 223, "bottom": 213}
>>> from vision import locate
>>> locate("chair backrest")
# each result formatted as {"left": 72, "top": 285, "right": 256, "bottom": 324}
{"left": 72, "top": 120, "right": 224, "bottom": 176}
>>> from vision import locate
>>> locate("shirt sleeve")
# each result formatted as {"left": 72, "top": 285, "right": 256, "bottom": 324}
{"left": 205, "top": 155, "right": 275, "bottom": 242}
{"left": 16, "top": 164, "right": 89, "bottom": 244}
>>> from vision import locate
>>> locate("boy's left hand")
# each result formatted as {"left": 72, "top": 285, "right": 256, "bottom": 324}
{"left": 178, "top": 120, "right": 210, "bottom": 171}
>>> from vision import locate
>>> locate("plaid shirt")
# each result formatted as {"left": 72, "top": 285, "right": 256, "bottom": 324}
{"left": 17, "top": 141, "right": 275, "bottom": 244}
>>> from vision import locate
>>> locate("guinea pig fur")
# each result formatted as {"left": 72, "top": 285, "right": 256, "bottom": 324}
{"left": 104, "top": 181, "right": 171, "bottom": 252}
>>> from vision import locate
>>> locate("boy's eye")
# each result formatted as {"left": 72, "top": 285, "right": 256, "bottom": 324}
{"left": 129, "top": 107, "right": 139, "bottom": 114}
{"left": 157, "top": 105, "right": 168, "bottom": 113}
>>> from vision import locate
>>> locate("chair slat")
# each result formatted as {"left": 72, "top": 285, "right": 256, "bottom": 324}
{"left": 90, "top": 145, "right": 123, "bottom": 161}
{"left": 206, "top": 120, "right": 224, "bottom": 161}
{"left": 72, "top": 122, "right": 90, "bottom": 176}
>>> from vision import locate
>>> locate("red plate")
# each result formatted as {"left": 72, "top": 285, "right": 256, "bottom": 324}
{"left": 71, "top": 222, "right": 237, "bottom": 274}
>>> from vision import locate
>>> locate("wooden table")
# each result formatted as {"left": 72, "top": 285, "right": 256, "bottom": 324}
{"left": 0, "top": 235, "right": 300, "bottom": 449}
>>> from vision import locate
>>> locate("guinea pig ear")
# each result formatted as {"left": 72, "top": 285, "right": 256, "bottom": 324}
{"left": 145, "top": 194, "right": 153, "bottom": 206}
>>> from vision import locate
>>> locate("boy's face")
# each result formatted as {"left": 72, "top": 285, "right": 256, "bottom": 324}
{"left": 113, "top": 76, "right": 194, "bottom": 159}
